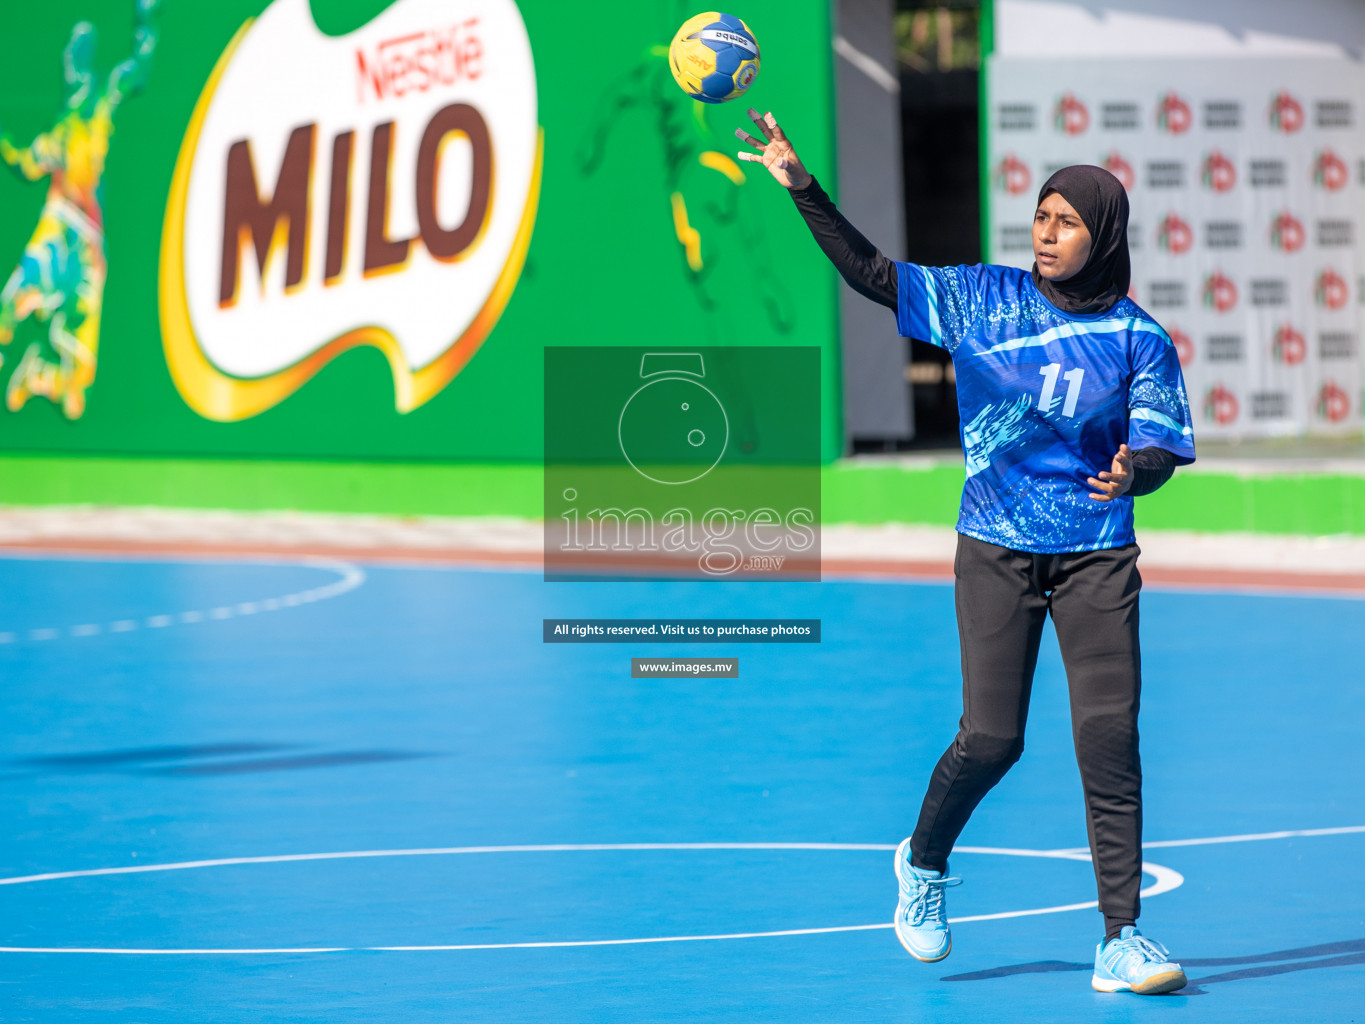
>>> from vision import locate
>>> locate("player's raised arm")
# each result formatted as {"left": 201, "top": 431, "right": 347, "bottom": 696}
{"left": 737, "top": 109, "right": 896, "bottom": 310}
{"left": 0, "top": 130, "right": 59, "bottom": 182}
{"left": 106, "top": 0, "right": 160, "bottom": 109}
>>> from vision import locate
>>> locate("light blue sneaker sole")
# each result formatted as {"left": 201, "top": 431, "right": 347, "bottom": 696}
{"left": 893, "top": 837, "right": 952, "bottom": 963}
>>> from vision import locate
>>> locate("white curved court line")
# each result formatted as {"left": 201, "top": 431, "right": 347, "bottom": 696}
{"left": 0, "top": 557, "right": 364, "bottom": 645}
{"left": 0, "top": 826, "right": 1357, "bottom": 954}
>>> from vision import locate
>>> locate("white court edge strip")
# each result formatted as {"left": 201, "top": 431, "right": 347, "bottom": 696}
{"left": 0, "top": 826, "right": 1361, "bottom": 954}
{"left": 0, "top": 557, "right": 365, "bottom": 644}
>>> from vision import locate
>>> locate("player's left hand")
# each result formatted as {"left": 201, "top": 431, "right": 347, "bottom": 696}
{"left": 1087, "top": 444, "right": 1133, "bottom": 502}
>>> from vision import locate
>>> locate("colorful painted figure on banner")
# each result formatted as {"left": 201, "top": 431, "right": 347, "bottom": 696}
{"left": 0, "top": 0, "right": 159, "bottom": 419}
{"left": 576, "top": 1, "right": 793, "bottom": 339}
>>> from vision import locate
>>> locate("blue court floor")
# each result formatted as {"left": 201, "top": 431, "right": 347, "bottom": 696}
{"left": 0, "top": 552, "right": 1362, "bottom": 1022}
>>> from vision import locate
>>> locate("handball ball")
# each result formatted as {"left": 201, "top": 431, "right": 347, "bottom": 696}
{"left": 668, "top": 12, "right": 760, "bottom": 104}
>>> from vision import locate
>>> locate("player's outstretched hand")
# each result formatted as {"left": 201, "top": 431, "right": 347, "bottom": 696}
{"left": 735, "top": 110, "right": 813, "bottom": 190}
{"left": 1088, "top": 443, "right": 1133, "bottom": 502}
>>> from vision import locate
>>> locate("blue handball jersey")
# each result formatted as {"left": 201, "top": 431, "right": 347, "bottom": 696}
{"left": 895, "top": 262, "right": 1196, "bottom": 554}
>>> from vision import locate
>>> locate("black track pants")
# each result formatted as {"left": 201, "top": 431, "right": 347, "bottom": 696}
{"left": 910, "top": 532, "right": 1145, "bottom": 920}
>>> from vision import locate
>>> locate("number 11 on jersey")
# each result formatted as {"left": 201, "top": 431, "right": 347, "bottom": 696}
{"left": 1038, "top": 362, "right": 1085, "bottom": 417}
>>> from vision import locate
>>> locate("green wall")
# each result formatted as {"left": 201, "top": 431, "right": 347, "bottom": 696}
{"left": 0, "top": 0, "right": 842, "bottom": 462}
{"left": 3, "top": 453, "right": 1361, "bottom": 535}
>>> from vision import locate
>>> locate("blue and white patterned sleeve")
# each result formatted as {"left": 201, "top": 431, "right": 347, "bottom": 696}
{"left": 893, "top": 263, "right": 984, "bottom": 354}
{"left": 1126, "top": 326, "right": 1196, "bottom": 465}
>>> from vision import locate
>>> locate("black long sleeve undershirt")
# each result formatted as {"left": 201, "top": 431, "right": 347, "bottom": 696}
{"left": 1126, "top": 446, "right": 1175, "bottom": 497}
{"left": 788, "top": 176, "right": 898, "bottom": 309}
{"left": 787, "top": 177, "right": 1179, "bottom": 498}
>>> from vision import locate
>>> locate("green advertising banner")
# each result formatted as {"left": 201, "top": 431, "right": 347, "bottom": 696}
{"left": 0, "top": 0, "right": 841, "bottom": 464}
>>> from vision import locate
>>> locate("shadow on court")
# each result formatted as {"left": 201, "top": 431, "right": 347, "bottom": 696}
{"left": 941, "top": 937, "right": 1365, "bottom": 990}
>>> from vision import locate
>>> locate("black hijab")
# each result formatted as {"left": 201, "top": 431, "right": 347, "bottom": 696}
{"left": 1031, "top": 165, "right": 1131, "bottom": 315}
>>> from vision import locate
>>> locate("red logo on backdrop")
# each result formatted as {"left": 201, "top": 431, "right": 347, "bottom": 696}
{"left": 1269, "top": 90, "right": 1304, "bottom": 132}
{"left": 1156, "top": 92, "right": 1192, "bottom": 134}
{"left": 996, "top": 154, "right": 1031, "bottom": 195}
{"left": 1169, "top": 326, "right": 1194, "bottom": 366}
{"left": 1157, "top": 213, "right": 1193, "bottom": 254}
{"left": 1203, "top": 272, "right": 1237, "bottom": 313}
{"left": 1103, "top": 151, "right": 1135, "bottom": 190}
{"left": 1054, "top": 93, "right": 1089, "bottom": 135}
{"left": 1201, "top": 150, "right": 1237, "bottom": 192}
{"left": 1316, "top": 268, "right": 1349, "bottom": 310}
{"left": 1273, "top": 324, "right": 1306, "bottom": 365}
{"left": 1314, "top": 148, "right": 1349, "bottom": 190}
{"left": 1318, "top": 382, "right": 1351, "bottom": 422}
{"left": 1270, "top": 211, "right": 1305, "bottom": 252}
{"left": 1205, "top": 385, "right": 1239, "bottom": 425}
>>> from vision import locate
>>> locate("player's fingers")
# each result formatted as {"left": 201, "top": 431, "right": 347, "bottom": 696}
{"left": 764, "top": 111, "right": 788, "bottom": 141}
{"left": 734, "top": 128, "right": 766, "bottom": 151}
{"left": 737, "top": 151, "right": 764, "bottom": 162}
{"left": 747, "top": 107, "right": 773, "bottom": 140}
{"left": 1088, "top": 492, "right": 1111, "bottom": 502}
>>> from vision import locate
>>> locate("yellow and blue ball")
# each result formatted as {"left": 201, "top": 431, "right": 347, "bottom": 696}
{"left": 668, "top": 12, "right": 760, "bottom": 104}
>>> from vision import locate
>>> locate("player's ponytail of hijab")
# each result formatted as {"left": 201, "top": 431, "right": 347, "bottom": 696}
{"left": 1031, "top": 165, "right": 1131, "bottom": 316}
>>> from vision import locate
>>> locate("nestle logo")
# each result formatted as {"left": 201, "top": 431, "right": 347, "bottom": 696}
{"left": 1320, "top": 332, "right": 1356, "bottom": 359}
{"left": 1250, "top": 160, "right": 1287, "bottom": 187}
{"left": 1251, "top": 392, "right": 1290, "bottom": 419}
{"left": 1146, "top": 161, "right": 1184, "bottom": 188}
{"left": 998, "top": 104, "right": 1035, "bottom": 130}
{"left": 1318, "top": 220, "right": 1354, "bottom": 247}
{"left": 1203, "top": 101, "right": 1242, "bottom": 129}
{"left": 1206, "top": 335, "right": 1243, "bottom": 362}
{"left": 999, "top": 225, "right": 1033, "bottom": 252}
{"left": 1250, "top": 279, "right": 1289, "bottom": 306}
{"left": 1316, "top": 100, "right": 1353, "bottom": 128}
{"left": 1147, "top": 281, "right": 1186, "bottom": 308}
{"left": 356, "top": 19, "right": 484, "bottom": 104}
{"left": 1205, "top": 222, "right": 1242, "bottom": 249}
{"left": 1101, "top": 102, "right": 1140, "bottom": 130}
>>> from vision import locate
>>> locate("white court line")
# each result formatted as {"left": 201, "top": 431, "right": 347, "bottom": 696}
{"left": 0, "top": 557, "right": 364, "bottom": 646}
{"left": 0, "top": 827, "right": 1356, "bottom": 955}
{"left": 1053, "top": 824, "right": 1365, "bottom": 854}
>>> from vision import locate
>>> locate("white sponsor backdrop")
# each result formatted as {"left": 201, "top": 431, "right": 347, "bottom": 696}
{"left": 987, "top": 57, "right": 1365, "bottom": 440}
